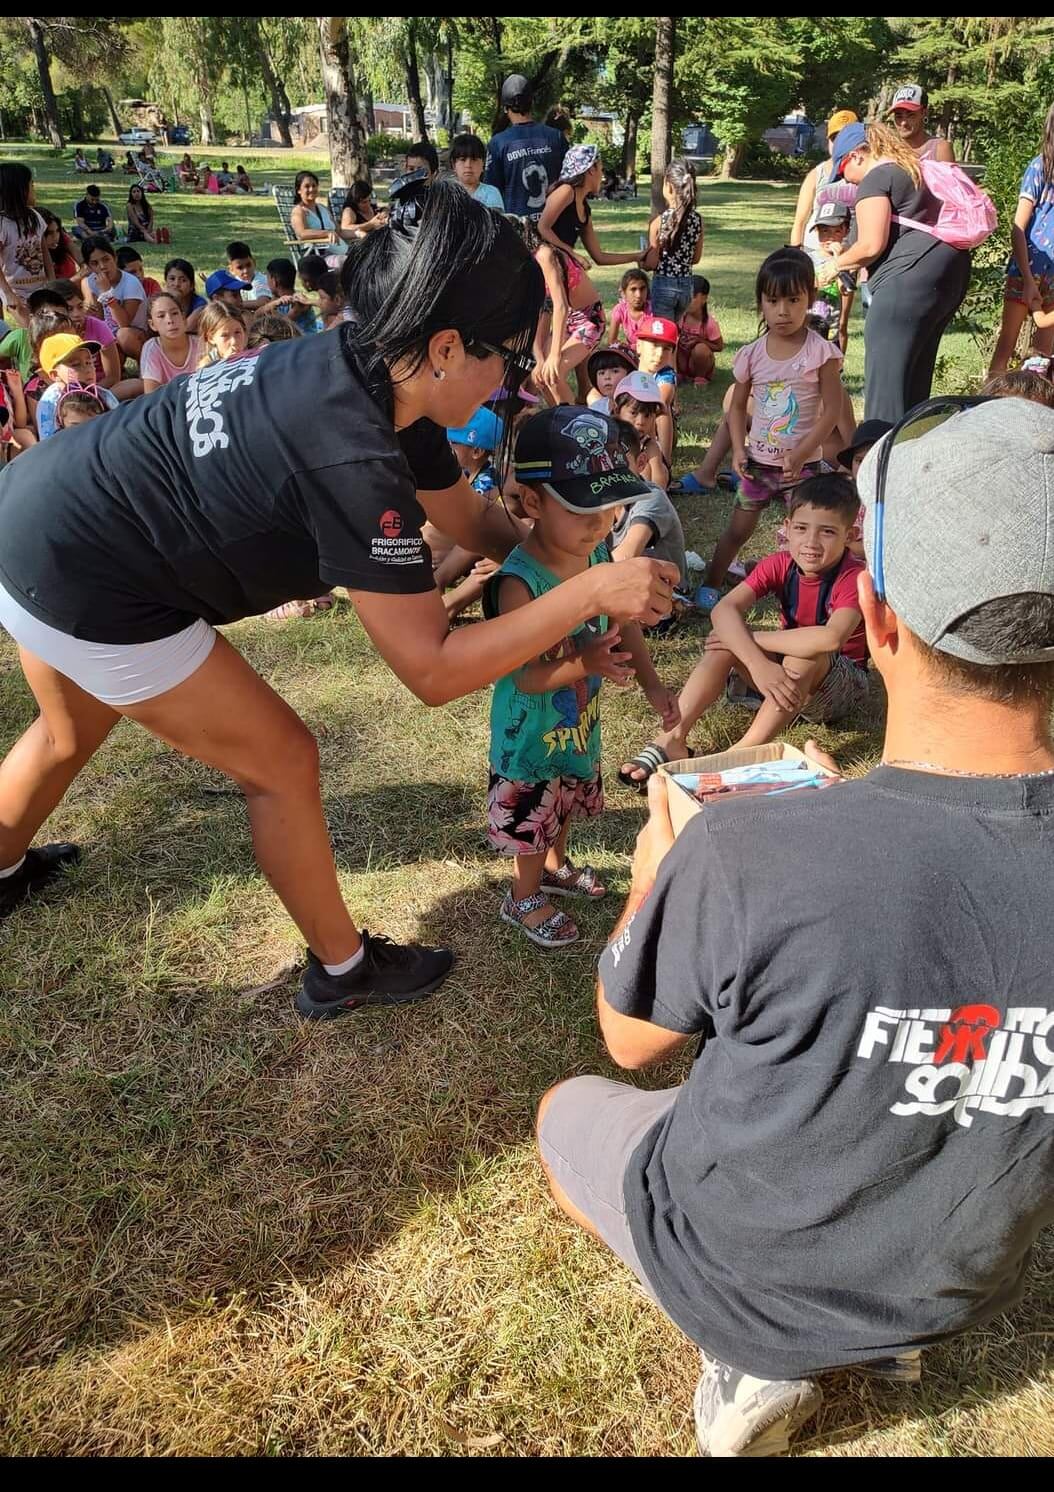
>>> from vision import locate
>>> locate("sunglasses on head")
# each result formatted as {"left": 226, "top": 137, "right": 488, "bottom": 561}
{"left": 870, "top": 395, "right": 991, "bottom": 601}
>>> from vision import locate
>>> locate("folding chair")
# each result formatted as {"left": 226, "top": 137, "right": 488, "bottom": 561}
{"left": 272, "top": 186, "right": 311, "bottom": 264}
{"left": 328, "top": 188, "right": 349, "bottom": 227}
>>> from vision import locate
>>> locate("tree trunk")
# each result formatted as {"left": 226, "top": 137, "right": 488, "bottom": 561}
{"left": 363, "top": 83, "right": 376, "bottom": 136}
{"left": 101, "top": 86, "right": 123, "bottom": 139}
{"left": 446, "top": 34, "right": 455, "bottom": 137}
{"left": 198, "top": 100, "right": 215, "bottom": 148}
{"left": 649, "top": 17, "right": 676, "bottom": 215}
{"left": 622, "top": 110, "right": 639, "bottom": 179}
{"left": 720, "top": 140, "right": 749, "bottom": 180}
{"left": 257, "top": 26, "right": 293, "bottom": 147}
{"left": 941, "top": 62, "right": 958, "bottom": 143}
{"left": 317, "top": 17, "right": 370, "bottom": 189}
{"left": 27, "top": 20, "right": 63, "bottom": 150}
{"left": 405, "top": 22, "right": 428, "bottom": 140}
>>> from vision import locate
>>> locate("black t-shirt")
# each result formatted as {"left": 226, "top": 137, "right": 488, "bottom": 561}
{"left": 76, "top": 197, "right": 111, "bottom": 230}
{"left": 600, "top": 766, "right": 1054, "bottom": 1378}
{"left": 855, "top": 162, "right": 963, "bottom": 291}
{"left": 0, "top": 332, "right": 459, "bottom": 642}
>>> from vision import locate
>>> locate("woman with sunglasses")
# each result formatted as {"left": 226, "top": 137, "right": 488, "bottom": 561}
{"left": 0, "top": 182, "right": 677, "bottom": 1017}
{"left": 789, "top": 110, "right": 859, "bottom": 252}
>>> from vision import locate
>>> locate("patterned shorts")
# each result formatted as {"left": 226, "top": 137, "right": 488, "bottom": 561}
{"left": 799, "top": 653, "right": 869, "bottom": 724}
{"left": 565, "top": 301, "right": 605, "bottom": 349}
{"left": 487, "top": 771, "right": 604, "bottom": 856}
{"left": 736, "top": 460, "right": 821, "bottom": 512}
{"left": 1005, "top": 272, "right": 1054, "bottom": 312}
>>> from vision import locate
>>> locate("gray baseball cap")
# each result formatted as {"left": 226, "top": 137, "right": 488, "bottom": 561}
{"left": 858, "top": 397, "right": 1054, "bottom": 665}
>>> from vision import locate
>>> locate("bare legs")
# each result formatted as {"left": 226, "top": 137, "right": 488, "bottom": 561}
{"left": 0, "top": 635, "right": 361, "bottom": 964}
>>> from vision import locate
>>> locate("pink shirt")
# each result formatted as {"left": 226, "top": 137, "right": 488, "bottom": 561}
{"left": 140, "top": 334, "right": 203, "bottom": 386}
{"left": 84, "top": 314, "right": 115, "bottom": 382}
{"left": 733, "top": 329, "right": 842, "bottom": 466}
{"left": 610, "top": 298, "right": 651, "bottom": 352}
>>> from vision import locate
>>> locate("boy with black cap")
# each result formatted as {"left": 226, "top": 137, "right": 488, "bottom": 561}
{"left": 484, "top": 74, "right": 569, "bottom": 220}
{"left": 485, "top": 406, "right": 679, "bottom": 949}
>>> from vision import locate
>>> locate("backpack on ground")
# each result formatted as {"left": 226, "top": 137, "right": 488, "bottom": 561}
{"left": 893, "top": 160, "right": 996, "bottom": 251}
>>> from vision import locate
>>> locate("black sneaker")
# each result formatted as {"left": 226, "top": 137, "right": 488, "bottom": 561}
{"left": 295, "top": 931, "right": 454, "bottom": 1019}
{"left": 0, "top": 843, "right": 81, "bottom": 918}
{"left": 693, "top": 1352, "right": 822, "bottom": 1457}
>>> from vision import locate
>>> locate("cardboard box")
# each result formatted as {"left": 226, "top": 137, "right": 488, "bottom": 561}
{"left": 658, "top": 743, "right": 840, "bottom": 836}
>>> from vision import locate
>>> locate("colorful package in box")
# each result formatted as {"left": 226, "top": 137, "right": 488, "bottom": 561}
{"left": 658, "top": 744, "right": 842, "bottom": 835}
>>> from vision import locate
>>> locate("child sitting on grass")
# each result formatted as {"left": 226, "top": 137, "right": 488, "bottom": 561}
{"left": 246, "top": 312, "right": 303, "bottom": 349}
{"left": 429, "top": 407, "right": 505, "bottom": 618}
{"left": 164, "top": 257, "right": 207, "bottom": 332}
{"left": 611, "top": 370, "right": 670, "bottom": 488}
{"left": 608, "top": 420, "right": 687, "bottom": 591}
{"left": 55, "top": 387, "right": 108, "bottom": 430}
{"left": 35, "top": 332, "right": 119, "bottom": 440}
{"left": 315, "top": 270, "right": 348, "bottom": 330}
{"left": 606, "top": 267, "right": 651, "bottom": 356}
{"left": 585, "top": 345, "right": 636, "bottom": 415}
{"left": 620, "top": 473, "right": 867, "bottom": 787}
{"left": 261, "top": 258, "right": 318, "bottom": 334}
{"left": 676, "top": 274, "right": 724, "bottom": 385}
{"left": 487, "top": 406, "right": 679, "bottom": 949}
{"left": 225, "top": 240, "right": 270, "bottom": 303}
{"left": 634, "top": 314, "right": 679, "bottom": 462}
{"left": 140, "top": 291, "right": 202, "bottom": 392}
{"left": 195, "top": 302, "right": 248, "bottom": 366}
{"left": 116, "top": 244, "right": 162, "bottom": 299}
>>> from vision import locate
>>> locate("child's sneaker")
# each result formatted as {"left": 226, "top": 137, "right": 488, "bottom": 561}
{"left": 295, "top": 933, "right": 453, "bottom": 1019}
{"left": 693, "top": 584, "right": 722, "bottom": 612}
{"left": 500, "top": 891, "right": 578, "bottom": 949}
{"left": 693, "top": 1353, "right": 822, "bottom": 1457}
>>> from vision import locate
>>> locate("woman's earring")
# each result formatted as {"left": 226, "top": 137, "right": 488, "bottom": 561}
{"left": 433, "top": 368, "right": 445, "bottom": 381}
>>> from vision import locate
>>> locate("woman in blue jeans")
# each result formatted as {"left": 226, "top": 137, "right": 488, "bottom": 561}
{"left": 644, "top": 159, "right": 704, "bottom": 320}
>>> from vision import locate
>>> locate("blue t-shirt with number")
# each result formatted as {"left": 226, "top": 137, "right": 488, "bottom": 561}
{"left": 484, "top": 122, "right": 568, "bottom": 219}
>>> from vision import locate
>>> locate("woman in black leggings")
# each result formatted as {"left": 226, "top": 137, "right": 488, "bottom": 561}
{"left": 818, "top": 121, "right": 971, "bottom": 422}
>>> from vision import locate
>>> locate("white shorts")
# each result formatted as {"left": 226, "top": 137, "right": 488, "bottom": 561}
{"left": 0, "top": 583, "right": 217, "bottom": 707}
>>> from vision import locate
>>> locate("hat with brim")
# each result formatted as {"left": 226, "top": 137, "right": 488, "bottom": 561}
{"left": 889, "top": 85, "right": 926, "bottom": 114}
{"left": 205, "top": 268, "right": 247, "bottom": 297}
{"left": 837, "top": 418, "right": 892, "bottom": 470}
{"left": 558, "top": 143, "right": 599, "bottom": 184}
{"left": 636, "top": 315, "right": 679, "bottom": 348}
{"left": 827, "top": 109, "right": 859, "bottom": 137}
{"left": 40, "top": 333, "right": 101, "bottom": 374}
{"left": 514, "top": 405, "right": 651, "bottom": 513}
{"left": 830, "top": 121, "right": 868, "bottom": 181}
{"left": 586, "top": 344, "right": 636, "bottom": 383}
{"left": 858, "top": 399, "right": 1054, "bottom": 664}
{"left": 447, "top": 405, "right": 504, "bottom": 452}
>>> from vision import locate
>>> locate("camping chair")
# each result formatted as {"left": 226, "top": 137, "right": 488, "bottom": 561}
{"left": 328, "top": 188, "right": 349, "bottom": 227}
{"left": 272, "top": 186, "right": 311, "bottom": 264}
{"left": 136, "top": 161, "right": 167, "bottom": 195}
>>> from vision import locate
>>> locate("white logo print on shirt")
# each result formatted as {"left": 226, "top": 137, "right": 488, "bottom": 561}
{"left": 184, "top": 354, "right": 259, "bottom": 459}
{"left": 856, "top": 1004, "right": 1054, "bottom": 1129}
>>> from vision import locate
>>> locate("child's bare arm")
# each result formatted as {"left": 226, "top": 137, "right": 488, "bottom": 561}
{"left": 620, "top": 621, "right": 679, "bottom": 728}
{"left": 497, "top": 575, "right": 632, "bottom": 693}
{"left": 728, "top": 378, "right": 752, "bottom": 475}
{"left": 606, "top": 306, "right": 619, "bottom": 345}
{"left": 711, "top": 587, "right": 803, "bottom": 714}
{"left": 783, "top": 358, "right": 843, "bottom": 478}
{"left": 752, "top": 605, "right": 862, "bottom": 659}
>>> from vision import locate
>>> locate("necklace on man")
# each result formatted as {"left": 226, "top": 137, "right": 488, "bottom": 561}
{"left": 883, "top": 758, "right": 1054, "bottom": 780}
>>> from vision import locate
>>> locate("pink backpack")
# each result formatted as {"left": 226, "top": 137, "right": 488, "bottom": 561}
{"left": 893, "top": 161, "right": 996, "bottom": 251}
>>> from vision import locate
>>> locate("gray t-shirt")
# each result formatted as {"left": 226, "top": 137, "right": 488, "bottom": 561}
{"left": 600, "top": 766, "right": 1054, "bottom": 1378}
{"left": 609, "top": 485, "right": 686, "bottom": 587}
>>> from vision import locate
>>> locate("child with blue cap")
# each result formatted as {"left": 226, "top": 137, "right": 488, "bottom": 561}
{"left": 446, "top": 406, "right": 505, "bottom": 497}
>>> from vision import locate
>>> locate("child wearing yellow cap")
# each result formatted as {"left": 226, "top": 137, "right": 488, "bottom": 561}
{"left": 35, "top": 332, "right": 118, "bottom": 440}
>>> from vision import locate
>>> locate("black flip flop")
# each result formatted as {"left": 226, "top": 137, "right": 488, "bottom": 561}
{"left": 617, "top": 744, "right": 670, "bottom": 794}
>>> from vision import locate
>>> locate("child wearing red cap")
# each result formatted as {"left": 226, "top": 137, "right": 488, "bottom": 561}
{"left": 635, "top": 315, "right": 679, "bottom": 461}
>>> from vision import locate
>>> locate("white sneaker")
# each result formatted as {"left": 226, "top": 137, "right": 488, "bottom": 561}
{"left": 693, "top": 1353, "right": 822, "bottom": 1457}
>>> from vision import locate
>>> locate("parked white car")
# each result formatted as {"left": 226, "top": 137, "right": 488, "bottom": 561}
{"left": 118, "top": 127, "right": 157, "bottom": 146}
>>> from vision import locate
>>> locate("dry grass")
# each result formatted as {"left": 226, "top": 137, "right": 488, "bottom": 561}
{"left": 0, "top": 160, "right": 1050, "bottom": 1456}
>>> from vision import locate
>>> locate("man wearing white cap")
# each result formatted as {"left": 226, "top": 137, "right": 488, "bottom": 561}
{"left": 888, "top": 84, "right": 955, "bottom": 163}
{"left": 537, "top": 396, "right": 1054, "bottom": 1455}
